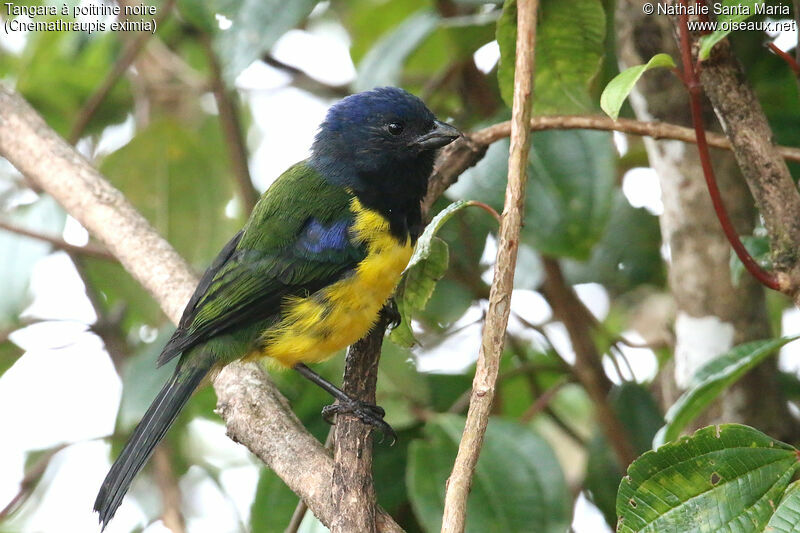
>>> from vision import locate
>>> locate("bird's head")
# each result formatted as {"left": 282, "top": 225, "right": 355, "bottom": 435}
{"left": 310, "top": 87, "right": 461, "bottom": 180}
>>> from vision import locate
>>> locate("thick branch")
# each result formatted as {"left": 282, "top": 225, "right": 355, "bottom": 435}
{"left": 0, "top": 85, "right": 403, "bottom": 532}
{"left": 440, "top": 1, "right": 538, "bottom": 531}
{"left": 330, "top": 316, "right": 389, "bottom": 533}
{"left": 697, "top": 40, "right": 800, "bottom": 293}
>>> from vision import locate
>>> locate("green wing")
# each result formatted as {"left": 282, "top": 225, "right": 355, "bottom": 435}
{"left": 157, "top": 162, "right": 363, "bottom": 366}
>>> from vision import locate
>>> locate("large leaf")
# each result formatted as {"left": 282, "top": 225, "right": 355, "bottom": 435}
{"left": 600, "top": 54, "right": 675, "bottom": 120}
{"left": 767, "top": 480, "right": 800, "bottom": 533}
{"left": 448, "top": 129, "right": 615, "bottom": 260}
{"left": 407, "top": 414, "right": 570, "bottom": 533}
{"left": 617, "top": 424, "right": 799, "bottom": 533}
{"left": 354, "top": 10, "right": 440, "bottom": 92}
{"left": 497, "top": 0, "right": 606, "bottom": 113}
{"left": 214, "top": 0, "right": 320, "bottom": 84}
{"left": 564, "top": 193, "right": 664, "bottom": 294}
{"left": 13, "top": 29, "right": 131, "bottom": 137}
{"left": 654, "top": 336, "right": 798, "bottom": 447}
{"left": 0, "top": 196, "right": 66, "bottom": 328}
{"left": 90, "top": 118, "right": 241, "bottom": 326}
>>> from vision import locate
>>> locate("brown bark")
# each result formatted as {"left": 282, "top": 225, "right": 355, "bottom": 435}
{"left": 616, "top": 2, "right": 796, "bottom": 441}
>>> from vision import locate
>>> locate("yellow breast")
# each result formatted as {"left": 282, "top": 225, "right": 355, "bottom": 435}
{"left": 258, "top": 197, "right": 412, "bottom": 368}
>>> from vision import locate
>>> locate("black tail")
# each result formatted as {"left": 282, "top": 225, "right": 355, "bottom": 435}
{"left": 94, "top": 362, "right": 209, "bottom": 529}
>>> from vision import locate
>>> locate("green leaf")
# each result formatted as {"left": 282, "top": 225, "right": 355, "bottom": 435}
{"left": 0, "top": 196, "right": 66, "bottom": 328}
{"left": 564, "top": 193, "right": 665, "bottom": 294}
{"left": 654, "top": 336, "right": 798, "bottom": 447}
{"left": 767, "top": 480, "right": 800, "bottom": 533}
{"left": 497, "top": 0, "right": 606, "bottom": 113}
{"left": 617, "top": 424, "right": 799, "bottom": 533}
{"left": 698, "top": 1, "right": 763, "bottom": 60}
{"left": 215, "top": 0, "right": 320, "bottom": 84}
{"left": 250, "top": 467, "right": 301, "bottom": 533}
{"left": 391, "top": 237, "right": 449, "bottom": 347}
{"left": 449, "top": 129, "right": 615, "bottom": 259}
{"left": 600, "top": 53, "right": 675, "bottom": 120}
{"left": 354, "top": 10, "right": 440, "bottom": 92}
{"left": 92, "top": 118, "right": 241, "bottom": 327}
{"left": 408, "top": 414, "right": 570, "bottom": 533}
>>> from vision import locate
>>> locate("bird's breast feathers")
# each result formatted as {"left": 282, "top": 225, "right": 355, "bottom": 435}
{"left": 257, "top": 196, "right": 412, "bottom": 367}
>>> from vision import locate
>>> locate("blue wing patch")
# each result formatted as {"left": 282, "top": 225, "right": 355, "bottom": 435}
{"left": 295, "top": 219, "right": 351, "bottom": 254}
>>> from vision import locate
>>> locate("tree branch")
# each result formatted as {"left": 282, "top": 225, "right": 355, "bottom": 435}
{"left": 440, "top": 1, "right": 538, "bottom": 531}
{"left": 0, "top": 219, "right": 116, "bottom": 260}
{"left": 201, "top": 34, "right": 259, "bottom": 213}
{"left": 330, "top": 315, "right": 390, "bottom": 533}
{"left": 68, "top": 0, "right": 176, "bottom": 144}
{"left": 694, "top": 32, "right": 800, "bottom": 298}
{"left": 0, "top": 85, "right": 403, "bottom": 532}
{"left": 676, "top": 5, "right": 780, "bottom": 291}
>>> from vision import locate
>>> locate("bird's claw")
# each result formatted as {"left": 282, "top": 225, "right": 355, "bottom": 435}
{"left": 381, "top": 299, "right": 402, "bottom": 330}
{"left": 322, "top": 398, "right": 397, "bottom": 444}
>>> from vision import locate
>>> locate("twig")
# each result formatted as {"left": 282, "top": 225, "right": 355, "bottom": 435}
{"left": 677, "top": 4, "right": 781, "bottom": 292}
{"left": 519, "top": 376, "right": 568, "bottom": 423}
{"left": 201, "top": 34, "right": 259, "bottom": 213}
{"left": 0, "top": 219, "right": 116, "bottom": 261}
{"left": 541, "top": 257, "right": 636, "bottom": 467}
{"left": 68, "top": 0, "right": 176, "bottom": 144}
{"left": 767, "top": 42, "right": 800, "bottom": 78}
{"left": 0, "top": 445, "right": 66, "bottom": 520}
{"left": 152, "top": 445, "right": 186, "bottom": 533}
{"left": 471, "top": 114, "right": 800, "bottom": 163}
{"left": 440, "top": 1, "right": 538, "bottom": 531}
{"left": 284, "top": 430, "right": 333, "bottom": 533}
{"left": 330, "top": 315, "right": 390, "bottom": 533}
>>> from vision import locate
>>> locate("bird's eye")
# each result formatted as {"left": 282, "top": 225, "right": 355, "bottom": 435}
{"left": 387, "top": 122, "right": 404, "bottom": 135}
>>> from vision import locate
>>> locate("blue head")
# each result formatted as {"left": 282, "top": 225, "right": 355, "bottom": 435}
{"left": 310, "top": 88, "right": 460, "bottom": 226}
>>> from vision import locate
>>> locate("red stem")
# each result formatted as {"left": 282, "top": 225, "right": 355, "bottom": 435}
{"left": 767, "top": 42, "right": 800, "bottom": 79}
{"left": 677, "top": 2, "right": 781, "bottom": 291}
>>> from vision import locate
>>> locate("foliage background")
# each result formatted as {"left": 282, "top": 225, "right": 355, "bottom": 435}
{"left": 0, "top": 0, "right": 799, "bottom": 532}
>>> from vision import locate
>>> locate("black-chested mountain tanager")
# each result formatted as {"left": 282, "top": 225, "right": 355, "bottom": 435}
{"left": 93, "top": 86, "right": 461, "bottom": 528}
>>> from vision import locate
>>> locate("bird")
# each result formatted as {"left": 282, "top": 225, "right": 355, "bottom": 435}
{"left": 93, "top": 86, "right": 461, "bottom": 528}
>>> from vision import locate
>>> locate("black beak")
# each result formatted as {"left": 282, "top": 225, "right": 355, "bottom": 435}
{"left": 413, "top": 120, "right": 462, "bottom": 150}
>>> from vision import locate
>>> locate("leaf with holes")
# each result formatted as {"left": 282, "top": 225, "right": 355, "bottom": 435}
{"left": 600, "top": 54, "right": 675, "bottom": 120}
{"left": 654, "top": 336, "right": 798, "bottom": 447}
{"left": 617, "top": 424, "right": 799, "bottom": 533}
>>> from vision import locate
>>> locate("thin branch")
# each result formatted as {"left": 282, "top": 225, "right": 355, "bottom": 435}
{"left": 767, "top": 42, "right": 800, "bottom": 79}
{"left": 471, "top": 114, "right": 800, "bottom": 163}
{"left": 152, "top": 445, "right": 186, "bottom": 533}
{"left": 285, "top": 430, "right": 334, "bottom": 533}
{"left": 440, "top": 1, "right": 538, "bottom": 531}
{"left": 519, "top": 376, "right": 568, "bottom": 423}
{"left": 541, "top": 257, "right": 636, "bottom": 467}
{"left": 0, "top": 445, "right": 66, "bottom": 520}
{"left": 330, "top": 315, "right": 390, "bottom": 533}
{"left": 677, "top": 4, "right": 780, "bottom": 291}
{"left": 201, "top": 34, "right": 259, "bottom": 213}
{"left": 68, "top": 0, "right": 176, "bottom": 144}
{"left": 0, "top": 219, "right": 116, "bottom": 260}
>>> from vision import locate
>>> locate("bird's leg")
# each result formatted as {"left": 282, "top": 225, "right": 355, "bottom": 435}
{"left": 381, "top": 298, "right": 401, "bottom": 329}
{"left": 292, "top": 362, "right": 396, "bottom": 443}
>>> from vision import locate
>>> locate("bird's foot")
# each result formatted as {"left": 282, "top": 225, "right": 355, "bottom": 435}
{"left": 322, "top": 398, "right": 397, "bottom": 444}
{"left": 381, "top": 298, "right": 402, "bottom": 330}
